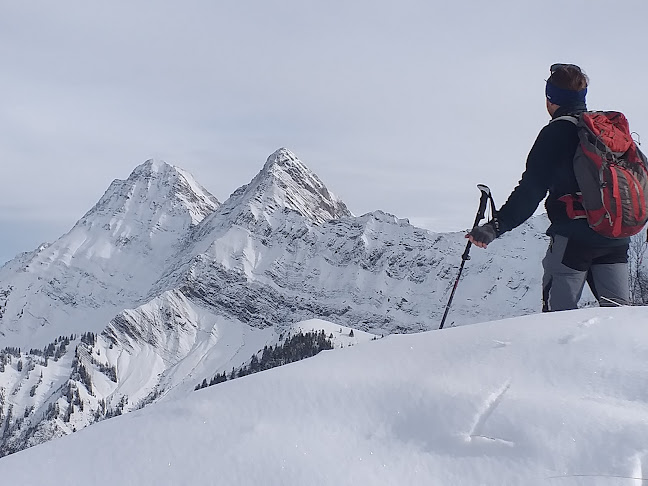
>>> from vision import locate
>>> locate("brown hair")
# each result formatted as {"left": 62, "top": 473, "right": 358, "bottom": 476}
{"left": 548, "top": 65, "right": 589, "bottom": 91}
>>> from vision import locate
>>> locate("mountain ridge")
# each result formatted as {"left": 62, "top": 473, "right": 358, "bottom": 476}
{"left": 0, "top": 148, "right": 560, "bottom": 458}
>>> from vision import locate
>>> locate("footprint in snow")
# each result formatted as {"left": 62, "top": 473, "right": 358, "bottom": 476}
{"left": 558, "top": 317, "right": 602, "bottom": 345}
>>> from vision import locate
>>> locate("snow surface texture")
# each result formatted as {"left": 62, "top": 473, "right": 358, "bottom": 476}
{"left": 2, "top": 307, "right": 648, "bottom": 486}
{"left": 0, "top": 148, "right": 597, "bottom": 456}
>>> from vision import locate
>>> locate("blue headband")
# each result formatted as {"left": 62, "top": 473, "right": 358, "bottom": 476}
{"left": 545, "top": 80, "right": 587, "bottom": 106}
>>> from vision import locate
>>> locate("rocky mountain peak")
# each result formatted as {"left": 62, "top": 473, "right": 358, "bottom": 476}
{"left": 133, "top": 158, "right": 170, "bottom": 175}
{"left": 219, "top": 148, "right": 352, "bottom": 226}
{"left": 82, "top": 159, "right": 219, "bottom": 227}
{"left": 262, "top": 148, "right": 301, "bottom": 171}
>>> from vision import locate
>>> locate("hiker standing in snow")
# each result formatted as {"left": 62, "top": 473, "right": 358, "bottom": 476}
{"left": 467, "top": 63, "right": 639, "bottom": 311}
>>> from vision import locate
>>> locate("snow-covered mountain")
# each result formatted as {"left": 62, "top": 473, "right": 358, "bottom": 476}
{"left": 214, "top": 147, "right": 352, "bottom": 227}
{"left": 3, "top": 307, "right": 648, "bottom": 486}
{"left": 0, "top": 148, "right": 562, "bottom": 457}
{"left": 0, "top": 159, "right": 219, "bottom": 349}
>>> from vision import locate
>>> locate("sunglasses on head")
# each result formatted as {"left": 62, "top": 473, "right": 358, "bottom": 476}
{"left": 550, "top": 63, "right": 582, "bottom": 73}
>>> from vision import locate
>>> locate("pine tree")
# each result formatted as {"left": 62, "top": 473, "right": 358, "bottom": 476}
{"left": 249, "top": 354, "right": 260, "bottom": 373}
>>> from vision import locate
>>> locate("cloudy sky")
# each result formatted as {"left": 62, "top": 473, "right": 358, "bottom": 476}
{"left": 2, "top": 0, "right": 647, "bottom": 264}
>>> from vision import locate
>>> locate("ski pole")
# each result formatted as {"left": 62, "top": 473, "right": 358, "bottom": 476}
{"left": 439, "top": 184, "right": 492, "bottom": 330}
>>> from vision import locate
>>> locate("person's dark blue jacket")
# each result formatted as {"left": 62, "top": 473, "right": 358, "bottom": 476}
{"left": 495, "top": 104, "right": 629, "bottom": 248}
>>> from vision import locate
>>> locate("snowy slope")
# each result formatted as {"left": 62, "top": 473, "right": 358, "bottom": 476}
{"left": 0, "top": 299, "right": 377, "bottom": 455}
{"left": 2, "top": 307, "right": 648, "bottom": 486}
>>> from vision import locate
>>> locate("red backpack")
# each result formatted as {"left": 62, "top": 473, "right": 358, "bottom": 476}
{"left": 556, "top": 111, "right": 648, "bottom": 238}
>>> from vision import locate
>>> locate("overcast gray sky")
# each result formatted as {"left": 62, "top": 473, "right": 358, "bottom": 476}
{"left": 2, "top": 0, "right": 648, "bottom": 264}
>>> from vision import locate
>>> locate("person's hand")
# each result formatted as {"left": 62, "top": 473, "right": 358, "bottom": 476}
{"left": 465, "top": 222, "right": 497, "bottom": 249}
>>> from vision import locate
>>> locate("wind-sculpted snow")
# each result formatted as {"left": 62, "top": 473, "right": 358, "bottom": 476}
{"left": 0, "top": 148, "right": 568, "bottom": 457}
{"left": 4, "top": 308, "right": 648, "bottom": 486}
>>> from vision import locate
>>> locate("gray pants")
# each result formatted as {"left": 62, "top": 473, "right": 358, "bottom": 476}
{"left": 541, "top": 235, "right": 629, "bottom": 311}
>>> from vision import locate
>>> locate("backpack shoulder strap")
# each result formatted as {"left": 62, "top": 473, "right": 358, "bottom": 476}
{"left": 550, "top": 115, "right": 579, "bottom": 125}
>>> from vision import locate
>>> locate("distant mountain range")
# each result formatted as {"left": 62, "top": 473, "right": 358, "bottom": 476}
{"left": 0, "top": 148, "right": 556, "bottom": 456}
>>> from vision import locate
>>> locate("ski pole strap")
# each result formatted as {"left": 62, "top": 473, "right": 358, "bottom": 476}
{"left": 488, "top": 193, "right": 500, "bottom": 235}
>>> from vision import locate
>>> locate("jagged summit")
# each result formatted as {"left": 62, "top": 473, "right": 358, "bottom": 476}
{"left": 39, "top": 159, "right": 221, "bottom": 271}
{"left": 262, "top": 148, "right": 301, "bottom": 171}
{"left": 84, "top": 160, "right": 220, "bottom": 226}
{"left": 218, "top": 148, "right": 352, "bottom": 226}
{"left": 124, "top": 159, "right": 185, "bottom": 189}
{"left": 132, "top": 158, "right": 170, "bottom": 175}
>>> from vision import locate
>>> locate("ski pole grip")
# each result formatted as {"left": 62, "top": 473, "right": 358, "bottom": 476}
{"left": 473, "top": 184, "right": 491, "bottom": 228}
{"left": 462, "top": 184, "right": 491, "bottom": 262}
